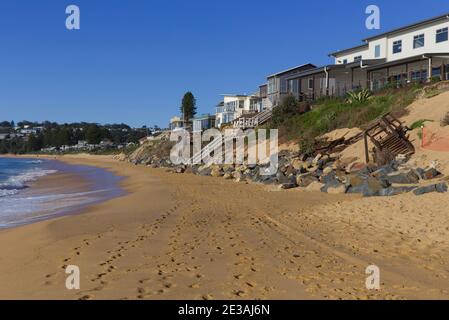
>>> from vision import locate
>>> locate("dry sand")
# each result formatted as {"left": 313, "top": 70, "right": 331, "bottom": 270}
{"left": 0, "top": 154, "right": 448, "bottom": 300}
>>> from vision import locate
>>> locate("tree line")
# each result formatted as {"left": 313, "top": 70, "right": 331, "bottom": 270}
{"left": 0, "top": 122, "right": 150, "bottom": 154}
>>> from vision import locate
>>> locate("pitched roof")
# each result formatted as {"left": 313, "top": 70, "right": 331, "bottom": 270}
{"left": 266, "top": 63, "right": 317, "bottom": 78}
{"left": 363, "top": 12, "right": 449, "bottom": 42}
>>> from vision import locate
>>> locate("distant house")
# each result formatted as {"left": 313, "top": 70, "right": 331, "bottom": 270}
{"left": 169, "top": 116, "right": 186, "bottom": 131}
{"left": 192, "top": 114, "right": 215, "bottom": 132}
{"left": 266, "top": 64, "right": 317, "bottom": 107}
{"left": 0, "top": 133, "right": 9, "bottom": 140}
{"left": 215, "top": 95, "right": 260, "bottom": 128}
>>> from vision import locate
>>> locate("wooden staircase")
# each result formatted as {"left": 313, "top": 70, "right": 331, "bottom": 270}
{"left": 363, "top": 113, "right": 415, "bottom": 164}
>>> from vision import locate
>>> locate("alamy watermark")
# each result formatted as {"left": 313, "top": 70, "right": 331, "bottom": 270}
{"left": 65, "top": 265, "right": 80, "bottom": 290}
{"left": 170, "top": 129, "right": 279, "bottom": 176}
{"left": 365, "top": 5, "right": 380, "bottom": 30}
{"left": 66, "top": 5, "right": 80, "bottom": 30}
{"left": 365, "top": 265, "right": 380, "bottom": 290}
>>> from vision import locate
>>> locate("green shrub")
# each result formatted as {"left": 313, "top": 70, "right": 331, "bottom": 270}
{"left": 346, "top": 88, "right": 373, "bottom": 104}
{"left": 410, "top": 119, "right": 433, "bottom": 130}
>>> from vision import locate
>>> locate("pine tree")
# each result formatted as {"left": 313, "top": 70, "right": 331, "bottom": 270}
{"left": 180, "top": 92, "right": 197, "bottom": 125}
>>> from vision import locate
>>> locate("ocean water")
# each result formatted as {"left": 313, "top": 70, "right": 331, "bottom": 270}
{"left": 0, "top": 157, "right": 124, "bottom": 228}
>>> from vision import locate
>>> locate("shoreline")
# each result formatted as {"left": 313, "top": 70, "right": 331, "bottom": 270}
{"left": 0, "top": 154, "right": 448, "bottom": 299}
{"left": 0, "top": 155, "right": 125, "bottom": 229}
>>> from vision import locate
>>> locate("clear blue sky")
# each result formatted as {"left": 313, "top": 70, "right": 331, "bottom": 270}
{"left": 0, "top": 0, "right": 447, "bottom": 127}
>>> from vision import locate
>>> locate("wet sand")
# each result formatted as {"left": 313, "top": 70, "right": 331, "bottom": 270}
{"left": 0, "top": 154, "right": 448, "bottom": 300}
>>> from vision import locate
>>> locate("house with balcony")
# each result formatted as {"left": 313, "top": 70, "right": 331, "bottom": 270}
{"left": 169, "top": 116, "right": 186, "bottom": 131}
{"left": 266, "top": 64, "right": 317, "bottom": 107}
{"left": 282, "top": 13, "right": 449, "bottom": 100}
{"left": 192, "top": 113, "right": 216, "bottom": 132}
{"left": 215, "top": 95, "right": 260, "bottom": 128}
{"left": 330, "top": 12, "right": 449, "bottom": 92}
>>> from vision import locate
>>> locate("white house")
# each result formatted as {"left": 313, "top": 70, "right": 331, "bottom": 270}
{"left": 280, "top": 12, "right": 449, "bottom": 101}
{"left": 330, "top": 12, "right": 449, "bottom": 91}
{"left": 215, "top": 95, "right": 260, "bottom": 128}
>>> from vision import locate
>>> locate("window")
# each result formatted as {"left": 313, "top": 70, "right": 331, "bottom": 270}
{"left": 354, "top": 56, "right": 362, "bottom": 62}
{"left": 374, "top": 45, "right": 381, "bottom": 58}
{"left": 393, "top": 40, "right": 402, "bottom": 54}
{"left": 436, "top": 27, "right": 448, "bottom": 43}
{"left": 413, "top": 34, "right": 425, "bottom": 49}
{"left": 432, "top": 67, "right": 441, "bottom": 78}
{"left": 288, "top": 79, "right": 300, "bottom": 94}
{"left": 342, "top": 59, "right": 348, "bottom": 64}
{"left": 267, "top": 78, "right": 276, "bottom": 94}
{"left": 308, "top": 78, "right": 314, "bottom": 90}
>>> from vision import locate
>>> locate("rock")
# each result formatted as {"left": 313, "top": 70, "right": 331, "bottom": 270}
{"left": 296, "top": 172, "right": 319, "bottom": 187}
{"left": 280, "top": 182, "right": 297, "bottom": 190}
{"left": 413, "top": 183, "right": 448, "bottom": 196}
{"left": 223, "top": 164, "right": 235, "bottom": 174}
{"left": 305, "top": 181, "right": 325, "bottom": 192}
{"left": 421, "top": 168, "right": 442, "bottom": 180}
{"left": 371, "top": 163, "right": 397, "bottom": 178}
{"left": 233, "top": 171, "right": 245, "bottom": 182}
{"left": 347, "top": 177, "right": 390, "bottom": 197}
{"left": 346, "top": 173, "right": 366, "bottom": 187}
{"left": 326, "top": 184, "right": 348, "bottom": 194}
{"left": 379, "top": 186, "right": 417, "bottom": 196}
{"left": 175, "top": 166, "right": 185, "bottom": 174}
{"left": 346, "top": 161, "right": 367, "bottom": 173}
{"left": 321, "top": 176, "right": 343, "bottom": 193}
{"left": 316, "top": 155, "right": 331, "bottom": 169}
{"left": 322, "top": 166, "right": 333, "bottom": 175}
{"left": 386, "top": 170, "right": 420, "bottom": 184}
{"left": 184, "top": 166, "right": 194, "bottom": 174}
{"left": 197, "top": 166, "right": 212, "bottom": 176}
{"left": 320, "top": 171, "right": 337, "bottom": 184}
{"left": 210, "top": 165, "right": 224, "bottom": 177}
{"left": 223, "top": 173, "right": 233, "bottom": 180}
{"left": 312, "top": 154, "right": 322, "bottom": 166}
{"left": 284, "top": 165, "right": 297, "bottom": 177}
{"left": 291, "top": 159, "right": 304, "bottom": 171}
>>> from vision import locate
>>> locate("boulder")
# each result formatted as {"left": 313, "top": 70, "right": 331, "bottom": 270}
{"left": 233, "top": 171, "right": 244, "bottom": 182}
{"left": 210, "top": 166, "right": 224, "bottom": 177}
{"left": 280, "top": 182, "right": 297, "bottom": 190}
{"left": 320, "top": 171, "right": 337, "bottom": 184}
{"left": 346, "top": 161, "right": 367, "bottom": 173}
{"left": 321, "top": 176, "right": 344, "bottom": 193}
{"left": 312, "top": 154, "right": 322, "bottom": 166}
{"left": 421, "top": 168, "right": 442, "bottom": 180}
{"left": 291, "top": 159, "right": 304, "bottom": 171}
{"left": 175, "top": 166, "right": 185, "bottom": 174}
{"left": 305, "top": 181, "right": 325, "bottom": 192}
{"left": 223, "top": 172, "right": 233, "bottom": 180}
{"left": 347, "top": 177, "right": 390, "bottom": 197}
{"left": 326, "top": 184, "right": 348, "bottom": 194}
{"left": 296, "top": 172, "right": 319, "bottom": 187}
{"left": 386, "top": 170, "right": 420, "bottom": 184}
{"left": 413, "top": 183, "right": 448, "bottom": 196}
{"left": 322, "top": 166, "right": 333, "bottom": 176}
{"left": 378, "top": 186, "right": 417, "bottom": 197}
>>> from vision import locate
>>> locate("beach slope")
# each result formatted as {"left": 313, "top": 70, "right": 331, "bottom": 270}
{"left": 0, "top": 154, "right": 448, "bottom": 300}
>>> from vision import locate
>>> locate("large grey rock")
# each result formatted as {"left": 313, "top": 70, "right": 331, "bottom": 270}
{"left": 378, "top": 186, "right": 417, "bottom": 197}
{"left": 386, "top": 170, "right": 420, "bottom": 184}
{"left": 420, "top": 168, "right": 442, "bottom": 180}
{"left": 413, "top": 183, "right": 448, "bottom": 196}
{"left": 347, "top": 177, "right": 390, "bottom": 197}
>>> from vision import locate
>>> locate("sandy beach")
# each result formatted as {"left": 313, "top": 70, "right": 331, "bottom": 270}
{"left": 0, "top": 154, "right": 448, "bottom": 300}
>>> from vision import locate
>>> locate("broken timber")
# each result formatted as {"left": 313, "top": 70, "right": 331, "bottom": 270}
{"left": 363, "top": 113, "right": 415, "bottom": 164}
